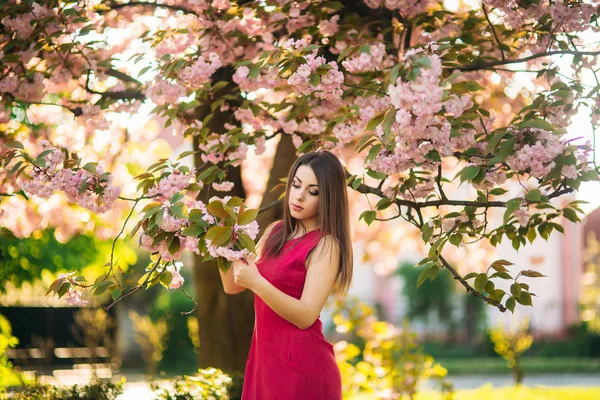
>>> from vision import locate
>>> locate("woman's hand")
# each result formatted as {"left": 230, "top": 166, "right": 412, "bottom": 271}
{"left": 232, "top": 254, "right": 264, "bottom": 292}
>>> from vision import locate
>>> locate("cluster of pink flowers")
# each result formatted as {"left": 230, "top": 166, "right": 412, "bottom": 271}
{"left": 140, "top": 232, "right": 200, "bottom": 261}
{"left": 19, "top": 141, "right": 121, "bottom": 213}
{"left": 179, "top": 52, "right": 222, "bottom": 88}
{"left": 147, "top": 171, "right": 193, "bottom": 202}
{"left": 333, "top": 122, "right": 363, "bottom": 144}
{"left": 287, "top": 51, "right": 344, "bottom": 100}
{"left": 155, "top": 32, "right": 196, "bottom": 59}
{"left": 369, "top": 51, "right": 453, "bottom": 175}
{"left": 197, "top": 133, "right": 248, "bottom": 166}
{"left": 482, "top": 0, "right": 597, "bottom": 33}
{"left": 281, "top": 35, "right": 313, "bottom": 51}
{"left": 0, "top": 72, "right": 45, "bottom": 102}
{"left": 57, "top": 273, "right": 89, "bottom": 306}
{"left": 364, "top": 0, "right": 429, "bottom": 17}
{"left": 233, "top": 66, "right": 280, "bottom": 92}
{"left": 444, "top": 94, "right": 473, "bottom": 117}
{"left": 212, "top": 181, "right": 235, "bottom": 191}
{"left": 297, "top": 117, "right": 327, "bottom": 135}
{"left": 505, "top": 128, "right": 565, "bottom": 178}
{"left": 318, "top": 15, "right": 340, "bottom": 37}
{"left": 1, "top": 14, "right": 34, "bottom": 39}
{"left": 145, "top": 78, "right": 186, "bottom": 106}
{"left": 514, "top": 207, "right": 530, "bottom": 227}
{"left": 166, "top": 262, "right": 185, "bottom": 289}
{"left": 342, "top": 44, "right": 386, "bottom": 73}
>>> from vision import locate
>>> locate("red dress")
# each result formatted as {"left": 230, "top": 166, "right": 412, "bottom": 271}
{"left": 241, "top": 222, "right": 342, "bottom": 399}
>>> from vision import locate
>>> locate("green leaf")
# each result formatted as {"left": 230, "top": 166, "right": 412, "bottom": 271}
{"left": 367, "top": 144, "right": 382, "bottom": 162}
{"left": 490, "top": 271, "right": 512, "bottom": 279}
{"left": 503, "top": 197, "right": 522, "bottom": 224}
{"left": 416, "top": 267, "right": 431, "bottom": 288}
{"left": 382, "top": 108, "right": 395, "bottom": 137}
{"left": 490, "top": 188, "right": 508, "bottom": 196}
{"left": 562, "top": 208, "right": 579, "bottom": 223}
{"left": 520, "top": 269, "right": 546, "bottom": 278}
{"left": 490, "top": 259, "right": 513, "bottom": 272}
{"left": 169, "top": 236, "right": 181, "bottom": 254}
{"left": 364, "top": 210, "right": 376, "bottom": 225}
{"left": 519, "top": 119, "right": 554, "bottom": 131}
{"left": 449, "top": 234, "right": 462, "bottom": 246}
{"left": 205, "top": 225, "right": 232, "bottom": 247}
{"left": 366, "top": 169, "right": 386, "bottom": 180}
{"left": 238, "top": 208, "right": 259, "bottom": 225}
{"left": 459, "top": 165, "right": 481, "bottom": 182}
{"left": 506, "top": 297, "right": 516, "bottom": 313}
{"left": 160, "top": 271, "right": 173, "bottom": 288}
{"left": 94, "top": 280, "right": 113, "bottom": 296}
{"left": 510, "top": 282, "right": 522, "bottom": 299}
{"left": 421, "top": 222, "right": 434, "bottom": 243}
{"left": 207, "top": 201, "right": 232, "bottom": 219}
{"left": 464, "top": 272, "right": 478, "bottom": 280}
{"left": 6, "top": 141, "right": 24, "bottom": 149}
{"left": 237, "top": 233, "right": 256, "bottom": 253}
{"left": 525, "top": 189, "right": 542, "bottom": 202}
{"left": 516, "top": 291, "right": 532, "bottom": 306}
{"left": 499, "top": 138, "right": 515, "bottom": 161}
{"left": 475, "top": 273, "right": 488, "bottom": 292}
{"left": 182, "top": 224, "right": 204, "bottom": 237}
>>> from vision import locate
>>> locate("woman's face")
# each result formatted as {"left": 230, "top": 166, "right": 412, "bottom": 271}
{"left": 289, "top": 165, "right": 320, "bottom": 230}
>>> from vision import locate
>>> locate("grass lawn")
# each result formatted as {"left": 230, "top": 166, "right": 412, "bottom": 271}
{"left": 436, "top": 357, "right": 600, "bottom": 374}
{"left": 351, "top": 385, "right": 600, "bottom": 400}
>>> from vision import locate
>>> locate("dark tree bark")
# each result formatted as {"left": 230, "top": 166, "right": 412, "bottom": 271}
{"left": 191, "top": 86, "right": 297, "bottom": 372}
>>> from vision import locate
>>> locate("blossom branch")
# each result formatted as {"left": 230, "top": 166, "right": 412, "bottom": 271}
{"left": 459, "top": 50, "right": 600, "bottom": 72}
{"left": 439, "top": 254, "right": 506, "bottom": 312}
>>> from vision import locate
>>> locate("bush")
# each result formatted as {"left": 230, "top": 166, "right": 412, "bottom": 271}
{"left": 151, "top": 367, "right": 233, "bottom": 400}
{"left": 5, "top": 379, "right": 123, "bottom": 400}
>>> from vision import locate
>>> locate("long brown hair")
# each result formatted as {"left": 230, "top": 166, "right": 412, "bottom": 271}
{"left": 260, "top": 150, "right": 353, "bottom": 298}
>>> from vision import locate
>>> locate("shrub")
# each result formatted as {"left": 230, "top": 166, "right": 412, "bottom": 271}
{"left": 151, "top": 367, "right": 232, "bottom": 400}
{"left": 5, "top": 379, "right": 123, "bottom": 400}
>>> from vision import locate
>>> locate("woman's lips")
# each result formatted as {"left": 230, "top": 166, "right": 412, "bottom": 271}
{"left": 291, "top": 203, "right": 303, "bottom": 211}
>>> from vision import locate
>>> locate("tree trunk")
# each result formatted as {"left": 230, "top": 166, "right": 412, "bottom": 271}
{"left": 191, "top": 112, "right": 296, "bottom": 373}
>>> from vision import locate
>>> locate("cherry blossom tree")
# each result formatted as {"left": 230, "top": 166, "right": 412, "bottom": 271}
{"left": 1, "top": 0, "right": 599, "bottom": 371}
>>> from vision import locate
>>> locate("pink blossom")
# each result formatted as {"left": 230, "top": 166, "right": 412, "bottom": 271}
{"left": 212, "top": 181, "right": 235, "bottom": 191}
{"left": 179, "top": 53, "right": 222, "bottom": 88}
{"left": 147, "top": 172, "right": 191, "bottom": 201}
{"left": 297, "top": 118, "right": 326, "bottom": 135}
{"left": 65, "top": 287, "right": 89, "bottom": 306}
{"left": 145, "top": 79, "right": 187, "bottom": 106}
{"left": 506, "top": 128, "right": 565, "bottom": 178}
{"left": 444, "top": 94, "right": 473, "bottom": 117}
{"left": 342, "top": 44, "right": 386, "bottom": 73}
{"left": 318, "top": 15, "right": 339, "bottom": 36}
{"left": 288, "top": 51, "right": 344, "bottom": 100}
{"left": 1, "top": 14, "right": 34, "bottom": 39}
{"left": 514, "top": 208, "right": 530, "bottom": 226}
{"left": 166, "top": 262, "right": 185, "bottom": 289}
{"left": 291, "top": 134, "right": 303, "bottom": 149}
{"left": 561, "top": 165, "right": 578, "bottom": 179}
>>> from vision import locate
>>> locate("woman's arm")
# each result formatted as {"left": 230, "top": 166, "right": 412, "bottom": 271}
{"left": 250, "top": 235, "right": 340, "bottom": 329}
{"left": 219, "top": 221, "right": 278, "bottom": 295}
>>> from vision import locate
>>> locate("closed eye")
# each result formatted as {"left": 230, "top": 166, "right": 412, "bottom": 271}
{"left": 292, "top": 184, "right": 319, "bottom": 196}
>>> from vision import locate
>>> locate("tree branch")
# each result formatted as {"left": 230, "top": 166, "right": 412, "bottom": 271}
{"left": 482, "top": 4, "right": 505, "bottom": 61}
{"left": 458, "top": 50, "right": 600, "bottom": 72}
{"left": 107, "top": 1, "right": 199, "bottom": 16}
{"left": 439, "top": 254, "right": 506, "bottom": 312}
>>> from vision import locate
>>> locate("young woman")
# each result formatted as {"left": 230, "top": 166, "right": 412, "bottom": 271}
{"left": 218, "top": 150, "right": 353, "bottom": 399}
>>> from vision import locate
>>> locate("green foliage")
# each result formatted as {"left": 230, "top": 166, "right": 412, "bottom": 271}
{"left": 488, "top": 318, "right": 533, "bottom": 384}
{"left": 396, "top": 261, "right": 455, "bottom": 323}
{"left": 130, "top": 310, "right": 169, "bottom": 377}
{"left": 151, "top": 368, "right": 233, "bottom": 400}
{"left": 332, "top": 297, "right": 453, "bottom": 400}
{"left": 0, "top": 313, "right": 22, "bottom": 391}
{"left": 5, "top": 379, "right": 124, "bottom": 400}
{"left": 0, "top": 229, "right": 98, "bottom": 292}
